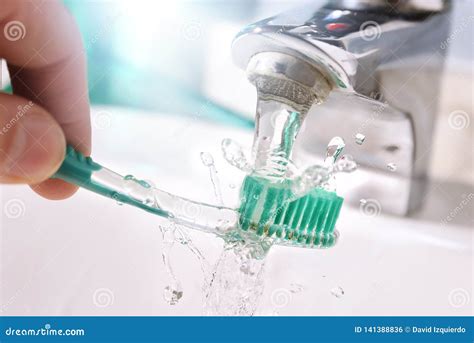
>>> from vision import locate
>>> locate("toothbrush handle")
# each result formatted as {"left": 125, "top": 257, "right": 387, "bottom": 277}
{"left": 52, "top": 145, "right": 105, "bottom": 195}
{"left": 52, "top": 146, "right": 169, "bottom": 217}
{"left": 52, "top": 146, "right": 239, "bottom": 232}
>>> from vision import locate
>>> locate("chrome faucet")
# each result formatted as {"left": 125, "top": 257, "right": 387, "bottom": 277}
{"left": 232, "top": 0, "right": 452, "bottom": 215}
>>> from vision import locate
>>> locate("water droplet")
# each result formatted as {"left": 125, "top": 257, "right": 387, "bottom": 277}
{"left": 289, "top": 283, "right": 304, "bottom": 294}
{"left": 112, "top": 192, "right": 124, "bottom": 205}
{"left": 240, "top": 261, "right": 250, "bottom": 273}
{"left": 253, "top": 194, "right": 259, "bottom": 200}
{"left": 144, "top": 179, "right": 156, "bottom": 188}
{"left": 221, "top": 138, "right": 251, "bottom": 172}
{"left": 324, "top": 136, "right": 345, "bottom": 165}
{"left": 163, "top": 285, "right": 183, "bottom": 305}
{"left": 355, "top": 133, "right": 365, "bottom": 145}
{"left": 330, "top": 286, "right": 344, "bottom": 298}
{"left": 387, "top": 163, "right": 397, "bottom": 172}
{"left": 229, "top": 183, "right": 236, "bottom": 189}
{"left": 300, "top": 165, "right": 331, "bottom": 189}
{"left": 124, "top": 174, "right": 134, "bottom": 180}
{"left": 200, "top": 152, "right": 214, "bottom": 167}
{"left": 144, "top": 197, "right": 155, "bottom": 206}
{"left": 360, "top": 199, "right": 367, "bottom": 205}
{"left": 216, "top": 219, "right": 230, "bottom": 231}
{"left": 335, "top": 154, "right": 357, "bottom": 173}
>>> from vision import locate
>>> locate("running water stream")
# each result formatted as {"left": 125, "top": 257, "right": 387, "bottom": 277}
{"left": 151, "top": 97, "right": 357, "bottom": 315}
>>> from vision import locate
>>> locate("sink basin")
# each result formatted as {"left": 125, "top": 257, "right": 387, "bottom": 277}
{"left": 1, "top": 106, "right": 472, "bottom": 316}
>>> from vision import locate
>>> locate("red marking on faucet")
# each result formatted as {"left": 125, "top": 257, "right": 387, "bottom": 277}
{"left": 325, "top": 23, "right": 349, "bottom": 31}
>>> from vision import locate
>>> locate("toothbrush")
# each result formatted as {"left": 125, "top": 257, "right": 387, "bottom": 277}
{"left": 54, "top": 146, "right": 343, "bottom": 249}
{"left": 52, "top": 145, "right": 239, "bottom": 233}
{"left": 238, "top": 174, "right": 344, "bottom": 249}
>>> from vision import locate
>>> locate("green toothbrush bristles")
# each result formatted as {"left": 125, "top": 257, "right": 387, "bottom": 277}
{"left": 238, "top": 175, "right": 343, "bottom": 248}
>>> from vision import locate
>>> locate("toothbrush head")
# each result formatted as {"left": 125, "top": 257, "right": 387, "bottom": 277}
{"left": 238, "top": 175, "right": 343, "bottom": 248}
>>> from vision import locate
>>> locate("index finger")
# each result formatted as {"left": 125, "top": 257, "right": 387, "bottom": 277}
{"left": 0, "top": 0, "right": 91, "bottom": 154}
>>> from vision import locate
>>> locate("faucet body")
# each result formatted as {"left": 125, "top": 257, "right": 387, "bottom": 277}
{"left": 232, "top": 0, "right": 451, "bottom": 215}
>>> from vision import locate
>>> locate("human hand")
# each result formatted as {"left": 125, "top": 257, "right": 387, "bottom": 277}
{"left": 0, "top": 0, "right": 91, "bottom": 199}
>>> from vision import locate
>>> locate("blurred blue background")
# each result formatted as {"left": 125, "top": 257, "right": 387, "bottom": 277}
{"left": 63, "top": 0, "right": 272, "bottom": 129}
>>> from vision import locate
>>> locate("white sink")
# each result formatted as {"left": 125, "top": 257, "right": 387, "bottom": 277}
{"left": 1, "top": 106, "right": 472, "bottom": 316}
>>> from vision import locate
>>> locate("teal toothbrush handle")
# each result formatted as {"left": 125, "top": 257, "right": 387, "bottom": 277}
{"left": 52, "top": 146, "right": 169, "bottom": 217}
{"left": 53, "top": 146, "right": 102, "bottom": 191}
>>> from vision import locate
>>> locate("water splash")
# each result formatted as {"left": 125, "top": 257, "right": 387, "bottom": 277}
{"left": 158, "top": 222, "right": 271, "bottom": 315}
{"left": 113, "top": 96, "right": 353, "bottom": 314}
{"left": 200, "top": 152, "right": 224, "bottom": 205}
{"left": 289, "top": 283, "right": 305, "bottom": 294}
{"left": 159, "top": 224, "right": 184, "bottom": 305}
{"left": 221, "top": 139, "right": 252, "bottom": 173}
{"left": 122, "top": 132, "right": 353, "bottom": 313}
{"left": 387, "top": 162, "right": 397, "bottom": 172}
{"left": 334, "top": 154, "right": 358, "bottom": 173}
{"left": 293, "top": 137, "right": 355, "bottom": 196}
{"left": 203, "top": 232, "right": 271, "bottom": 315}
{"left": 324, "top": 136, "right": 345, "bottom": 166}
{"left": 330, "top": 286, "right": 345, "bottom": 299}
{"left": 252, "top": 100, "right": 303, "bottom": 180}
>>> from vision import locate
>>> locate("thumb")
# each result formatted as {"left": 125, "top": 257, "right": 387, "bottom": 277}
{"left": 0, "top": 93, "right": 65, "bottom": 184}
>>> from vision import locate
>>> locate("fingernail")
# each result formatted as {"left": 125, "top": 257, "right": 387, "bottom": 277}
{"left": 3, "top": 115, "right": 65, "bottom": 183}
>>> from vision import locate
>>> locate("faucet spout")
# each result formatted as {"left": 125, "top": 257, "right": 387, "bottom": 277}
{"left": 232, "top": 0, "right": 451, "bottom": 215}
